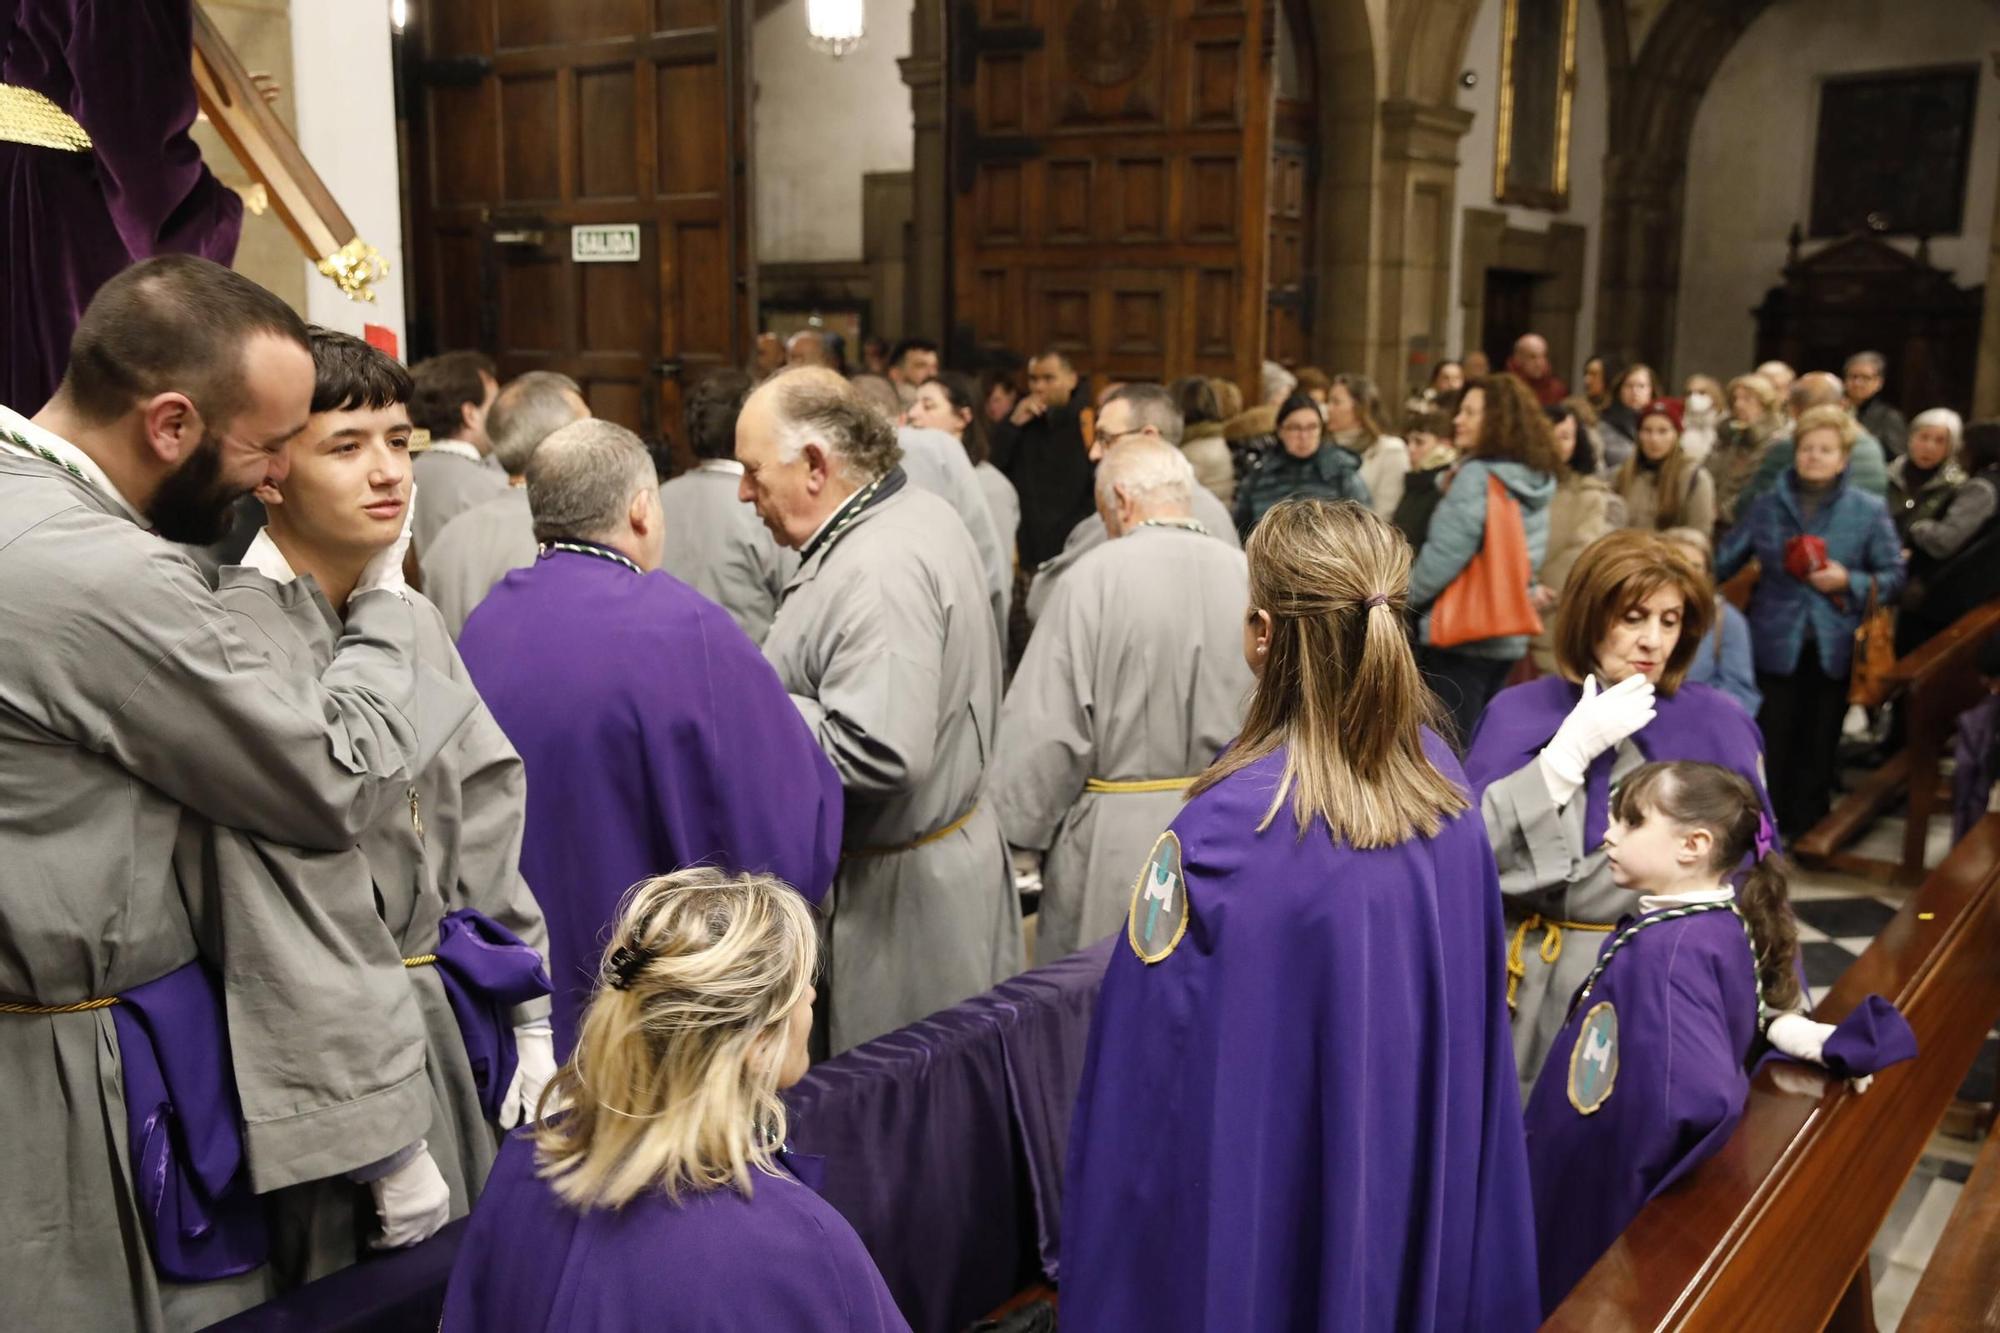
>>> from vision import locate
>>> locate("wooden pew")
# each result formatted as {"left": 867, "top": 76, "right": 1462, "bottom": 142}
{"left": 1897, "top": 1114, "right": 2000, "bottom": 1331}
{"left": 1544, "top": 813, "right": 2000, "bottom": 1331}
{"left": 1795, "top": 600, "right": 2000, "bottom": 884}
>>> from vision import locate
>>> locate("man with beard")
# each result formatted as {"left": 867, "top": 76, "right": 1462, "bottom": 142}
{"left": 0, "top": 255, "right": 470, "bottom": 1331}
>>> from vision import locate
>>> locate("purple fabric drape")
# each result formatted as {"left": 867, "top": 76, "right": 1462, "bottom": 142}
{"left": 1952, "top": 695, "right": 2000, "bottom": 844}
{"left": 110, "top": 960, "right": 267, "bottom": 1282}
{"left": 431, "top": 910, "right": 553, "bottom": 1122}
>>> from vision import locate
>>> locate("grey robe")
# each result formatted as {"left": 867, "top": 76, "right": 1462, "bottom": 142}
{"left": 898, "top": 426, "right": 1013, "bottom": 648}
{"left": 1025, "top": 489, "right": 1240, "bottom": 624}
{"left": 213, "top": 565, "right": 549, "bottom": 1278}
{"left": 657, "top": 461, "right": 796, "bottom": 643}
{"left": 763, "top": 484, "right": 1024, "bottom": 1052}
{"left": 1480, "top": 741, "right": 1644, "bottom": 1100}
{"left": 975, "top": 460, "right": 1020, "bottom": 566}
{"left": 422, "top": 488, "right": 536, "bottom": 637}
{"left": 992, "top": 525, "right": 1252, "bottom": 959}
{"left": 0, "top": 453, "right": 467, "bottom": 1332}
{"left": 413, "top": 447, "right": 510, "bottom": 558}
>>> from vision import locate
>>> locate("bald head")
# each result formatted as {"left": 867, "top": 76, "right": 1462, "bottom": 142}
{"left": 488, "top": 371, "right": 588, "bottom": 477}
{"left": 1789, "top": 371, "right": 1846, "bottom": 416}
{"left": 1512, "top": 333, "right": 1551, "bottom": 380}
{"left": 525, "top": 418, "right": 662, "bottom": 567}
{"left": 1757, "top": 360, "right": 1797, "bottom": 397}
{"left": 785, "top": 330, "right": 828, "bottom": 369}
{"left": 1096, "top": 435, "right": 1195, "bottom": 537}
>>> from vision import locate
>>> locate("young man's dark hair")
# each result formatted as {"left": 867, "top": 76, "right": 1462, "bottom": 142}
{"left": 57, "top": 253, "right": 310, "bottom": 429}
{"left": 684, "top": 370, "right": 755, "bottom": 460}
{"left": 307, "top": 327, "right": 413, "bottom": 414}
{"left": 408, "top": 350, "right": 497, "bottom": 440}
{"left": 889, "top": 337, "right": 939, "bottom": 369}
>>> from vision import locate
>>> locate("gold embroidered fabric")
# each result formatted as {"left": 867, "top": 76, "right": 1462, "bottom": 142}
{"left": 0, "top": 84, "right": 91, "bottom": 152}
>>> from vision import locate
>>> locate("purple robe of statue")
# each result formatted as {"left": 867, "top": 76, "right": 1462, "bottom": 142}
{"left": 2, "top": 1, "right": 244, "bottom": 413}
{"left": 1061, "top": 735, "right": 1541, "bottom": 1332}
{"left": 441, "top": 1132, "right": 911, "bottom": 1332}
{"left": 458, "top": 548, "right": 843, "bottom": 1056}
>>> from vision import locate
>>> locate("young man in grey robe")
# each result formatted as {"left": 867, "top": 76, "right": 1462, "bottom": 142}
{"left": 0, "top": 257, "right": 472, "bottom": 1331}
{"left": 421, "top": 370, "right": 588, "bottom": 636}
{"left": 658, "top": 369, "right": 796, "bottom": 642}
{"left": 994, "top": 430, "right": 1253, "bottom": 961}
{"left": 408, "top": 349, "right": 508, "bottom": 556}
{"left": 1025, "top": 385, "right": 1241, "bottom": 624}
{"left": 739, "top": 367, "right": 1024, "bottom": 1052}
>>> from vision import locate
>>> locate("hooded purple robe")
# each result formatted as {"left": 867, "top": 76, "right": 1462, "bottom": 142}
{"left": 458, "top": 549, "right": 842, "bottom": 1056}
{"left": 440, "top": 1132, "right": 911, "bottom": 1332}
{"left": 1060, "top": 735, "right": 1541, "bottom": 1332}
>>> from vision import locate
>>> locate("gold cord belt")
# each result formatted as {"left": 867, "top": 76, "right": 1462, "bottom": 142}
{"left": 1505, "top": 913, "right": 1615, "bottom": 1010}
{"left": 1084, "top": 777, "right": 1198, "bottom": 794}
{"left": 844, "top": 804, "right": 979, "bottom": 860}
{"left": 0, "top": 994, "right": 119, "bottom": 1015}
{"left": 0, "top": 85, "right": 92, "bottom": 152}
{"left": 403, "top": 954, "right": 438, "bottom": 968}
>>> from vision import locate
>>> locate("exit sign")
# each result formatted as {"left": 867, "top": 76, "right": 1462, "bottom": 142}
{"left": 572, "top": 224, "right": 641, "bottom": 263}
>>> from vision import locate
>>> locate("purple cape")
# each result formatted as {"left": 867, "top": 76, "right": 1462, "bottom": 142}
{"left": 109, "top": 960, "right": 268, "bottom": 1281}
{"left": 1060, "top": 735, "right": 1540, "bottom": 1332}
{"left": 459, "top": 551, "right": 842, "bottom": 1057}
{"left": 441, "top": 1131, "right": 910, "bottom": 1332}
{"left": 1464, "top": 676, "right": 1775, "bottom": 851}
{"left": 1522, "top": 905, "right": 1760, "bottom": 1312}
{"left": 432, "top": 909, "right": 554, "bottom": 1122}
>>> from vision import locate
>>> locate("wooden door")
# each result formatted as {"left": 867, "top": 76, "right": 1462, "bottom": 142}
{"left": 1266, "top": 0, "right": 1316, "bottom": 368}
{"left": 406, "top": 0, "right": 752, "bottom": 471}
{"left": 948, "top": 0, "right": 1275, "bottom": 393}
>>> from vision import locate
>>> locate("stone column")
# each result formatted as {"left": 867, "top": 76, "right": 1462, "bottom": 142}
{"left": 898, "top": 0, "right": 949, "bottom": 341}
{"left": 1368, "top": 98, "right": 1474, "bottom": 401}
{"left": 1977, "top": 158, "right": 2000, "bottom": 418}
{"left": 1594, "top": 151, "right": 1685, "bottom": 376}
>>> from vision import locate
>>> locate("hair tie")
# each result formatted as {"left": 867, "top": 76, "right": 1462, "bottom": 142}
{"left": 1363, "top": 593, "right": 1390, "bottom": 609}
{"left": 1753, "top": 811, "right": 1776, "bottom": 862}
{"left": 606, "top": 943, "right": 651, "bottom": 991}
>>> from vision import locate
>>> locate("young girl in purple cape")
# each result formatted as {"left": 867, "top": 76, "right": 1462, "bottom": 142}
{"left": 442, "top": 869, "right": 910, "bottom": 1333}
{"left": 1525, "top": 761, "right": 1916, "bottom": 1313}
{"left": 1062, "top": 498, "right": 1541, "bottom": 1332}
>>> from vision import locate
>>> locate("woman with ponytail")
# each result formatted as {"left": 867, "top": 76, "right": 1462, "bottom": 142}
{"left": 1525, "top": 761, "right": 1915, "bottom": 1314}
{"left": 442, "top": 869, "right": 909, "bottom": 1332}
{"left": 1063, "top": 498, "right": 1540, "bottom": 1332}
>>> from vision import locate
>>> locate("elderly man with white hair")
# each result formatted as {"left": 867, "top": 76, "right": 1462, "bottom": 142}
{"left": 738, "top": 366, "right": 1023, "bottom": 1051}
{"left": 992, "top": 433, "right": 1253, "bottom": 960}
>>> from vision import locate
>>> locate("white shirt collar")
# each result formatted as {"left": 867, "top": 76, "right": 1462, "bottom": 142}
{"left": 1639, "top": 883, "right": 1736, "bottom": 914}
{"left": 240, "top": 528, "right": 299, "bottom": 583}
{"left": 695, "top": 459, "right": 744, "bottom": 476}
{"left": 424, "top": 437, "right": 484, "bottom": 463}
{"left": 0, "top": 404, "right": 148, "bottom": 526}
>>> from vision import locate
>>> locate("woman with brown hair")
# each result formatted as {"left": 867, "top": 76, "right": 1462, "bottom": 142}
{"left": 1612, "top": 399, "right": 1715, "bottom": 538}
{"left": 907, "top": 370, "right": 1019, "bottom": 561}
{"left": 1064, "top": 498, "right": 1540, "bottom": 1333}
{"left": 1409, "top": 373, "right": 1558, "bottom": 747}
{"left": 442, "top": 868, "right": 908, "bottom": 1332}
{"left": 1462, "top": 529, "right": 1774, "bottom": 1097}
{"left": 1171, "top": 373, "right": 1236, "bottom": 504}
{"left": 1327, "top": 371, "right": 1410, "bottom": 520}
{"left": 1596, "top": 361, "right": 1657, "bottom": 471}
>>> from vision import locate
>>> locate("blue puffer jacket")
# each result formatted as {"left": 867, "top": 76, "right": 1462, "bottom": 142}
{"left": 1409, "top": 459, "right": 1556, "bottom": 660}
{"left": 1714, "top": 467, "right": 1905, "bottom": 679}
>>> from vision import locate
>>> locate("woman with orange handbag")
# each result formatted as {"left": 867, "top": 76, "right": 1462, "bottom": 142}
{"left": 1410, "top": 374, "right": 1559, "bottom": 748}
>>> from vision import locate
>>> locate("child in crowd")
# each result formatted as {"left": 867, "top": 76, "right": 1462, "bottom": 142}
{"left": 1524, "top": 760, "right": 1915, "bottom": 1313}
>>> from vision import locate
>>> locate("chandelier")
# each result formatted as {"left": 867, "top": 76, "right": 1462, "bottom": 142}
{"left": 806, "top": 0, "right": 865, "bottom": 58}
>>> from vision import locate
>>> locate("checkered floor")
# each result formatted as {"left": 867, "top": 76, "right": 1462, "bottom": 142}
{"left": 1783, "top": 802, "right": 1996, "bottom": 1328}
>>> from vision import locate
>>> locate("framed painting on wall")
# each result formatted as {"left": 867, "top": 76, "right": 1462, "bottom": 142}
{"left": 1494, "top": 0, "right": 1581, "bottom": 212}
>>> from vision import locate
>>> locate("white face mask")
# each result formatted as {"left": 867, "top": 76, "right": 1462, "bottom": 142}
{"left": 1687, "top": 392, "right": 1713, "bottom": 416}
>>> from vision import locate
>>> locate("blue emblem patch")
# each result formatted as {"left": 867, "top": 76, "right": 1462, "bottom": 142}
{"left": 1127, "top": 832, "right": 1188, "bottom": 964}
{"left": 1568, "top": 1001, "right": 1619, "bottom": 1115}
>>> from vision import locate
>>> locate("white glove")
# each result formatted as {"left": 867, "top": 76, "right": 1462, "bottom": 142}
{"left": 356, "top": 482, "right": 416, "bottom": 596}
{"left": 498, "top": 1018, "right": 557, "bottom": 1129}
{"left": 367, "top": 1141, "right": 451, "bottom": 1249}
{"left": 1767, "top": 1012, "right": 1873, "bottom": 1092}
{"left": 1539, "top": 673, "right": 1657, "bottom": 808}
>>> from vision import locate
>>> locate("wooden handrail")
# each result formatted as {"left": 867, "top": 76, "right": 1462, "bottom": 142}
{"left": 1544, "top": 814, "right": 2000, "bottom": 1331}
{"left": 1898, "top": 1115, "right": 2000, "bottom": 1330}
{"left": 1882, "top": 600, "right": 2000, "bottom": 690}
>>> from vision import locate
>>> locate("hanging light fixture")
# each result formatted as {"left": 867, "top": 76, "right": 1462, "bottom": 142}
{"left": 806, "top": 0, "right": 865, "bottom": 58}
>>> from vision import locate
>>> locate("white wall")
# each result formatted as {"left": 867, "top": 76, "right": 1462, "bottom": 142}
{"left": 753, "top": 0, "right": 914, "bottom": 263}
{"left": 1674, "top": 0, "right": 2000, "bottom": 380}
{"left": 1448, "top": 0, "right": 1610, "bottom": 374}
{"left": 289, "top": 0, "right": 407, "bottom": 351}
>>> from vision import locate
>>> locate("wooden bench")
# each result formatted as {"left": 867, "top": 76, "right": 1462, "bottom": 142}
{"left": 1544, "top": 813, "right": 2000, "bottom": 1331}
{"left": 1795, "top": 600, "right": 2000, "bottom": 884}
{"left": 1897, "top": 1113, "right": 2000, "bottom": 1331}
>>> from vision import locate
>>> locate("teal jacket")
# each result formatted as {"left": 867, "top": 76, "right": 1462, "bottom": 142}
{"left": 1743, "top": 429, "right": 1889, "bottom": 506}
{"left": 1409, "top": 459, "right": 1557, "bottom": 660}
{"left": 1234, "top": 442, "right": 1371, "bottom": 537}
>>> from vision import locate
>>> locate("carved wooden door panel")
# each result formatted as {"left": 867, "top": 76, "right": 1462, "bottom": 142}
{"left": 949, "top": 0, "right": 1275, "bottom": 393}
{"left": 407, "top": 0, "right": 752, "bottom": 471}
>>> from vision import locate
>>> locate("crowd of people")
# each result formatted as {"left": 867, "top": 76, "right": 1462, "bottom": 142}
{"left": 0, "top": 258, "right": 1944, "bottom": 1332}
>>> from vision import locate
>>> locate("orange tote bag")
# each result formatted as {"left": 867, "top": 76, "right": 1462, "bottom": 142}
{"left": 1428, "top": 472, "right": 1544, "bottom": 649}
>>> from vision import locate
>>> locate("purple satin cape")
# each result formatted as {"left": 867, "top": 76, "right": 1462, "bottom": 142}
{"left": 109, "top": 960, "right": 268, "bottom": 1281}
{"left": 1464, "top": 676, "right": 1775, "bottom": 850}
{"left": 1523, "top": 907, "right": 1761, "bottom": 1313}
{"left": 1060, "top": 735, "right": 1541, "bottom": 1332}
{"left": 432, "top": 910, "right": 554, "bottom": 1122}
{"left": 440, "top": 1132, "right": 909, "bottom": 1332}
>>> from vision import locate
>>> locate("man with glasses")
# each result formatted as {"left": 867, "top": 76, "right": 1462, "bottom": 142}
{"left": 1844, "top": 351, "right": 1908, "bottom": 460}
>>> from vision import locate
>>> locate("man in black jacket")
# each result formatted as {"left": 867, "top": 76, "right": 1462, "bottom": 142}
{"left": 990, "top": 349, "right": 1094, "bottom": 570}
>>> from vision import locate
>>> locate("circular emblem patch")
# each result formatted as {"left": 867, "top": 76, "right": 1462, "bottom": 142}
{"left": 1568, "top": 1001, "right": 1619, "bottom": 1115}
{"left": 1127, "top": 832, "right": 1188, "bottom": 964}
